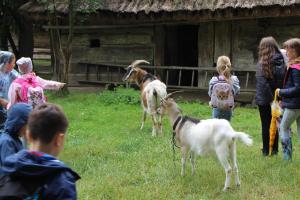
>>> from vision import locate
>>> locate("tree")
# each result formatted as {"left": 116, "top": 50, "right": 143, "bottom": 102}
{"left": 47, "top": 0, "right": 75, "bottom": 94}
{"left": 45, "top": 0, "right": 99, "bottom": 94}
{"left": 0, "top": 0, "right": 33, "bottom": 58}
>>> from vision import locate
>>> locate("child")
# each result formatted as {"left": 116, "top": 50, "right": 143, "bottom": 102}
{"left": 0, "top": 103, "right": 32, "bottom": 168}
{"left": 277, "top": 38, "right": 300, "bottom": 160}
{"left": 7, "top": 57, "right": 65, "bottom": 109}
{"left": 208, "top": 56, "right": 240, "bottom": 121}
{"left": 255, "top": 36, "right": 286, "bottom": 156}
{"left": 0, "top": 103, "right": 80, "bottom": 199}
{"left": 0, "top": 51, "right": 19, "bottom": 129}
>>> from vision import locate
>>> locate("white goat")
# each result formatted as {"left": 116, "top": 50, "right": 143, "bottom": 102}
{"left": 159, "top": 93, "right": 253, "bottom": 191}
{"left": 123, "top": 60, "right": 167, "bottom": 136}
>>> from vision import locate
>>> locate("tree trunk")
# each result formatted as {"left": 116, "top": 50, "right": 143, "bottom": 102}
{"left": 18, "top": 15, "right": 33, "bottom": 58}
{"left": 0, "top": 23, "right": 9, "bottom": 51}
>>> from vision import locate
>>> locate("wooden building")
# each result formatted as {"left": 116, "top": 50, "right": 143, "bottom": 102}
{"left": 21, "top": 0, "right": 300, "bottom": 96}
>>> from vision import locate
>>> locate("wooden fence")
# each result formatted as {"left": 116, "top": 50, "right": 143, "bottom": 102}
{"left": 78, "top": 62, "right": 256, "bottom": 92}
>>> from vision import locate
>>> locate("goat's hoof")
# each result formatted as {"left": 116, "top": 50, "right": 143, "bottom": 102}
{"left": 223, "top": 187, "right": 230, "bottom": 192}
{"left": 236, "top": 184, "right": 241, "bottom": 188}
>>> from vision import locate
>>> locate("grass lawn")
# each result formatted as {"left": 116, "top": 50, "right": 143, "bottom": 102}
{"left": 48, "top": 88, "right": 300, "bottom": 200}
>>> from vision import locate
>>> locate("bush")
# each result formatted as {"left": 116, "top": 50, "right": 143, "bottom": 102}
{"left": 98, "top": 87, "right": 140, "bottom": 105}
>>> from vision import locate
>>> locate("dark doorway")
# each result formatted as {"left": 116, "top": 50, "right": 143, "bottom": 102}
{"left": 165, "top": 25, "right": 198, "bottom": 86}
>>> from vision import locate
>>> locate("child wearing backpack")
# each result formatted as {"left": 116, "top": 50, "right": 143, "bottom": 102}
{"left": 0, "top": 103, "right": 80, "bottom": 199}
{"left": 208, "top": 56, "right": 240, "bottom": 121}
{"left": 7, "top": 57, "right": 65, "bottom": 109}
{"left": 0, "top": 103, "right": 32, "bottom": 168}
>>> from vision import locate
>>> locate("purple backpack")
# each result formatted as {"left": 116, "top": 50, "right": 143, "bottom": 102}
{"left": 210, "top": 76, "right": 234, "bottom": 110}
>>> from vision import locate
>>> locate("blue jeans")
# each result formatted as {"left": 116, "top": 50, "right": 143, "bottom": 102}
{"left": 279, "top": 108, "right": 300, "bottom": 158}
{"left": 280, "top": 108, "right": 300, "bottom": 142}
{"left": 212, "top": 108, "right": 232, "bottom": 121}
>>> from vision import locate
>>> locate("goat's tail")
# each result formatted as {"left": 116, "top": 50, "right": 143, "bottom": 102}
{"left": 235, "top": 132, "right": 253, "bottom": 146}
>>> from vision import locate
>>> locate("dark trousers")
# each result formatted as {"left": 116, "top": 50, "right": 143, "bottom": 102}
{"left": 258, "top": 105, "right": 278, "bottom": 155}
{"left": 0, "top": 106, "right": 6, "bottom": 131}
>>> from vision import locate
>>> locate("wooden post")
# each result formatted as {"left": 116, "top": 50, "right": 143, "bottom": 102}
{"left": 178, "top": 69, "right": 182, "bottom": 86}
{"left": 214, "top": 21, "right": 231, "bottom": 62}
{"left": 198, "top": 23, "right": 214, "bottom": 87}
{"left": 154, "top": 25, "right": 165, "bottom": 77}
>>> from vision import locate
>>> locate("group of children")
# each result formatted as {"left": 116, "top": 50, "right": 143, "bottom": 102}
{"left": 209, "top": 37, "right": 300, "bottom": 161}
{"left": 0, "top": 37, "right": 299, "bottom": 197}
{"left": 0, "top": 51, "right": 79, "bottom": 199}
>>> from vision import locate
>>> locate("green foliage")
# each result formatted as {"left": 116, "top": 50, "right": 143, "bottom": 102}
{"left": 47, "top": 90, "right": 300, "bottom": 200}
{"left": 98, "top": 87, "right": 141, "bottom": 105}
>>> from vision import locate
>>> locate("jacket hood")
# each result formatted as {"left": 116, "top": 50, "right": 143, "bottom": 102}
{"left": 4, "top": 103, "right": 32, "bottom": 136}
{"left": 1, "top": 150, "right": 80, "bottom": 180}
{"left": 290, "top": 64, "right": 300, "bottom": 70}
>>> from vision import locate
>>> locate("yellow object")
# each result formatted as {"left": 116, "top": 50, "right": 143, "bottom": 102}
{"left": 269, "top": 91, "right": 282, "bottom": 155}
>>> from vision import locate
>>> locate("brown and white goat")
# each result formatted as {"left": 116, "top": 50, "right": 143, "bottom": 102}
{"left": 123, "top": 60, "right": 167, "bottom": 136}
{"left": 159, "top": 93, "right": 253, "bottom": 191}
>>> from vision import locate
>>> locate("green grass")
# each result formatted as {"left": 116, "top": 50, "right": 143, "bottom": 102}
{"left": 47, "top": 88, "right": 300, "bottom": 200}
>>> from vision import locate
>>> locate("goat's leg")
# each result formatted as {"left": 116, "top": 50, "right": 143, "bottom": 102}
{"left": 140, "top": 110, "right": 147, "bottom": 130}
{"left": 181, "top": 147, "right": 188, "bottom": 176}
{"left": 151, "top": 113, "right": 158, "bottom": 137}
{"left": 216, "top": 147, "right": 232, "bottom": 191}
{"left": 190, "top": 152, "right": 196, "bottom": 176}
{"left": 230, "top": 142, "right": 240, "bottom": 188}
{"left": 157, "top": 112, "right": 163, "bottom": 135}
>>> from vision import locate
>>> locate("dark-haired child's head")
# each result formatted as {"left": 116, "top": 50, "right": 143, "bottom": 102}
{"left": 27, "top": 103, "right": 68, "bottom": 156}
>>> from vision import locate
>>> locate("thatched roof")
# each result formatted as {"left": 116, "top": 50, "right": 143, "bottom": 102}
{"left": 21, "top": 0, "right": 300, "bottom": 14}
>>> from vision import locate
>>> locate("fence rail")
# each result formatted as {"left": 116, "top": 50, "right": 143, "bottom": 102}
{"left": 78, "top": 62, "right": 256, "bottom": 92}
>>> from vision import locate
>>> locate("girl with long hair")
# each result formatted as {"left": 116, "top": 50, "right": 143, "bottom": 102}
{"left": 255, "top": 36, "right": 286, "bottom": 156}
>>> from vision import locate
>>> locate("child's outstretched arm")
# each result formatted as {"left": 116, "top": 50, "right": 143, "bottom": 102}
{"left": 36, "top": 76, "right": 65, "bottom": 90}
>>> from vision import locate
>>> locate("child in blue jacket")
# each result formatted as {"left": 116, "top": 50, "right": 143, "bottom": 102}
{"left": 0, "top": 103, "right": 80, "bottom": 199}
{"left": 0, "top": 103, "right": 32, "bottom": 167}
{"left": 277, "top": 38, "right": 300, "bottom": 160}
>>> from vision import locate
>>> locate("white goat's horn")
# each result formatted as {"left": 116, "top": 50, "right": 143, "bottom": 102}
{"left": 164, "top": 90, "right": 184, "bottom": 100}
{"left": 131, "top": 60, "right": 150, "bottom": 68}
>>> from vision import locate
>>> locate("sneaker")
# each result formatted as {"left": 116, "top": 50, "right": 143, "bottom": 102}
{"left": 282, "top": 138, "right": 293, "bottom": 160}
{"left": 283, "top": 151, "right": 292, "bottom": 160}
{"left": 262, "top": 150, "right": 269, "bottom": 156}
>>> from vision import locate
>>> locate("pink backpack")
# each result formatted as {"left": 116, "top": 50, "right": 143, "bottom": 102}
{"left": 14, "top": 73, "right": 46, "bottom": 107}
{"left": 210, "top": 76, "right": 234, "bottom": 110}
